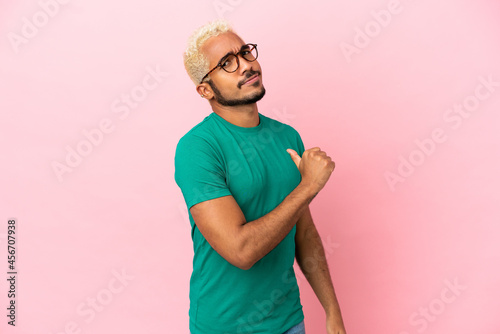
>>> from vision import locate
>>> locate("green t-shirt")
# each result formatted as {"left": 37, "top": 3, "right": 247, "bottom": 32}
{"left": 174, "top": 111, "right": 305, "bottom": 334}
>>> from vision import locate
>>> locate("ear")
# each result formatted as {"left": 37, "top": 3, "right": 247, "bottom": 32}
{"left": 196, "top": 83, "right": 214, "bottom": 100}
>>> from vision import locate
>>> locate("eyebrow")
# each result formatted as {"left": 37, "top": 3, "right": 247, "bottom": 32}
{"left": 217, "top": 51, "right": 232, "bottom": 64}
{"left": 217, "top": 44, "right": 247, "bottom": 64}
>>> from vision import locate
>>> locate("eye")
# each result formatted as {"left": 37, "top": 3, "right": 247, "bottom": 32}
{"left": 221, "top": 58, "right": 233, "bottom": 68}
{"left": 240, "top": 46, "right": 251, "bottom": 55}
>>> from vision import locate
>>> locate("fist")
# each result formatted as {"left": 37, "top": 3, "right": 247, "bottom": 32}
{"left": 287, "top": 147, "right": 335, "bottom": 194}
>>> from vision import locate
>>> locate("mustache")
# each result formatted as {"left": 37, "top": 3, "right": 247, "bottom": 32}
{"left": 237, "top": 70, "right": 260, "bottom": 88}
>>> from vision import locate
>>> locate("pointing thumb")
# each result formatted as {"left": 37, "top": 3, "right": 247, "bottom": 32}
{"left": 286, "top": 149, "right": 301, "bottom": 169}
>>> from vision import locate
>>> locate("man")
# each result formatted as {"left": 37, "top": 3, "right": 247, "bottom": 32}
{"left": 175, "top": 19, "right": 346, "bottom": 334}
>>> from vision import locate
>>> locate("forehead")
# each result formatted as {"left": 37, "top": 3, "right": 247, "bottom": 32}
{"left": 201, "top": 32, "right": 246, "bottom": 66}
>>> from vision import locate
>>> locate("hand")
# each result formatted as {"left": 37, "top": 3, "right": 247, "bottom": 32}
{"left": 287, "top": 147, "right": 335, "bottom": 195}
{"left": 326, "top": 313, "right": 346, "bottom": 334}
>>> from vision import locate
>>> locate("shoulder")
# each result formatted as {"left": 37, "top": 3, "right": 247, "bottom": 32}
{"left": 175, "top": 114, "right": 218, "bottom": 152}
{"left": 261, "top": 113, "right": 302, "bottom": 137}
{"left": 175, "top": 115, "right": 228, "bottom": 171}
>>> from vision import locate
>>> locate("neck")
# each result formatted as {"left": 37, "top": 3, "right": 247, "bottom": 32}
{"left": 211, "top": 103, "right": 260, "bottom": 128}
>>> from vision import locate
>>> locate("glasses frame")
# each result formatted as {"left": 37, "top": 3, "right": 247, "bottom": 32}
{"left": 199, "top": 43, "right": 258, "bottom": 84}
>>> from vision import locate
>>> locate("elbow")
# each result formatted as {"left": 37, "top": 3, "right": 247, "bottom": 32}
{"left": 227, "top": 230, "right": 259, "bottom": 270}
{"left": 234, "top": 262, "right": 253, "bottom": 270}
{"left": 217, "top": 250, "right": 254, "bottom": 270}
{"left": 231, "top": 245, "right": 257, "bottom": 270}
{"left": 236, "top": 259, "right": 255, "bottom": 270}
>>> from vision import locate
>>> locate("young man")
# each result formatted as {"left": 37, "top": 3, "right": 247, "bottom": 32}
{"left": 175, "top": 19, "right": 347, "bottom": 334}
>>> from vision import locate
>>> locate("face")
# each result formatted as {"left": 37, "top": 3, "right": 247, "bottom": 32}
{"left": 199, "top": 32, "right": 265, "bottom": 106}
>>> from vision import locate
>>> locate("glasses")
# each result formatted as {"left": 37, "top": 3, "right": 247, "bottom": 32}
{"left": 199, "top": 43, "right": 258, "bottom": 84}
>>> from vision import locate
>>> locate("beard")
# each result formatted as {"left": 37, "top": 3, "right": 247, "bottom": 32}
{"left": 208, "top": 78, "right": 266, "bottom": 107}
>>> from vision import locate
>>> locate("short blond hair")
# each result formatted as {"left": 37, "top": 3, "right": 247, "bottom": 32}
{"left": 183, "top": 19, "right": 234, "bottom": 85}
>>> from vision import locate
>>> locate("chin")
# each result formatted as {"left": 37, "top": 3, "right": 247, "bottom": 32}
{"left": 216, "top": 87, "right": 266, "bottom": 106}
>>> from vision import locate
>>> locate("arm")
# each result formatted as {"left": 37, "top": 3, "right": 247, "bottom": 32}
{"left": 190, "top": 182, "right": 314, "bottom": 270}
{"left": 295, "top": 206, "right": 346, "bottom": 334}
{"left": 189, "top": 146, "right": 335, "bottom": 270}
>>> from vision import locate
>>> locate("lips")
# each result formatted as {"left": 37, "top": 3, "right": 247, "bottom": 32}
{"left": 242, "top": 74, "right": 259, "bottom": 85}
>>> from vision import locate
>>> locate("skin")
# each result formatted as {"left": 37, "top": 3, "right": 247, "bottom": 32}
{"left": 189, "top": 31, "right": 346, "bottom": 334}
{"left": 196, "top": 32, "right": 263, "bottom": 127}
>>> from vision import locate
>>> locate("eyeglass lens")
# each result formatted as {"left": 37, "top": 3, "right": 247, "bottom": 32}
{"left": 221, "top": 45, "right": 257, "bottom": 73}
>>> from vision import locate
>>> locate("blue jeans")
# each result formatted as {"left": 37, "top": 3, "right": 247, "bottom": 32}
{"left": 282, "top": 320, "right": 305, "bottom": 334}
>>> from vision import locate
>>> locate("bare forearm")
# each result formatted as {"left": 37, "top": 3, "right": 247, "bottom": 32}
{"left": 237, "top": 182, "right": 315, "bottom": 268}
{"left": 296, "top": 225, "right": 343, "bottom": 318}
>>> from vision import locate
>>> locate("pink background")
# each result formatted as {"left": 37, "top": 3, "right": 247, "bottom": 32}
{"left": 1, "top": 0, "right": 500, "bottom": 333}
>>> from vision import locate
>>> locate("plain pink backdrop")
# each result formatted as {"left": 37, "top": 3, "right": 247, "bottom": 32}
{"left": 1, "top": 0, "right": 499, "bottom": 333}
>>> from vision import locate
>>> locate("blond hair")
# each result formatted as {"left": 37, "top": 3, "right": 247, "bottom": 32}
{"left": 183, "top": 19, "right": 234, "bottom": 85}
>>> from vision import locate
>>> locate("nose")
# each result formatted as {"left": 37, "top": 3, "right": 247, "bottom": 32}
{"left": 237, "top": 54, "right": 255, "bottom": 74}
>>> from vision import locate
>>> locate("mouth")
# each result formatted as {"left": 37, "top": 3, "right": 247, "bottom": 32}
{"left": 242, "top": 74, "right": 259, "bottom": 85}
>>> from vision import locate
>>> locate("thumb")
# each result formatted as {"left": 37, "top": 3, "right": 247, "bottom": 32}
{"left": 286, "top": 149, "right": 301, "bottom": 169}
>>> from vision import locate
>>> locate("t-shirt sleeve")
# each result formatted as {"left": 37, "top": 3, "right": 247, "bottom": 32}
{"left": 174, "top": 135, "right": 232, "bottom": 210}
{"left": 296, "top": 130, "right": 305, "bottom": 157}
{"left": 290, "top": 126, "right": 305, "bottom": 157}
